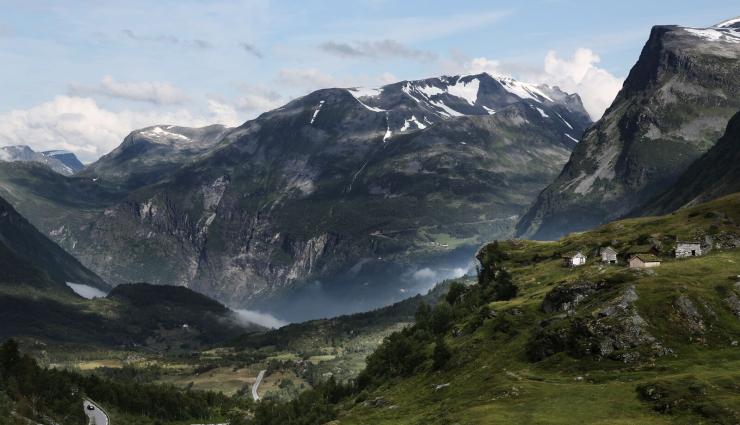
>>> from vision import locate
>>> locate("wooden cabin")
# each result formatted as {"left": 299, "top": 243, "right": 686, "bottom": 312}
{"left": 676, "top": 241, "right": 702, "bottom": 258}
{"left": 629, "top": 253, "right": 661, "bottom": 269}
{"left": 600, "top": 246, "right": 618, "bottom": 264}
{"left": 562, "top": 251, "right": 587, "bottom": 267}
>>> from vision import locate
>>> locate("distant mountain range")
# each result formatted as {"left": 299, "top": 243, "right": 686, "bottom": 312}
{"left": 0, "top": 145, "right": 84, "bottom": 175}
{"left": 0, "top": 72, "right": 591, "bottom": 320}
{"left": 516, "top": 18, "right": 740, "bottom": 240}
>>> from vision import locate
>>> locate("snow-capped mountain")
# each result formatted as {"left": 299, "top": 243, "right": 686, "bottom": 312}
{"left": 1, "top": 72, "right": 591, "bottom": 320}
{"left": 82, "top": 124, "right": 229, "bottom": 188}
{"left": 346, "top": 72, "right": 590, "bottom": 146}
{"left": 0, "top": 145, "right": 84, "bottom": 175}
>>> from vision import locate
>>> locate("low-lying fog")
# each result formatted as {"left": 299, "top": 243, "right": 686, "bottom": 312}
{"left": 244, "top": 246, "right": 478, "bottom": 325}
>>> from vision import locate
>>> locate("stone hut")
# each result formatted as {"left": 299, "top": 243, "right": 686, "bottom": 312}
{"left": 599, "top": 246, "right": 618, "bottom": 264}
{"left": 629, "top": 253, "right": 661, "bottom": 269}
{"left": 562, "top": 251, "right": 587, "bottom": 267}
{"left": 676, "top": 241, "right": 702, "bottom": 258}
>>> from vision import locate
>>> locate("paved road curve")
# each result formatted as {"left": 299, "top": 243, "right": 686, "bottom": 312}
{"left": 83, "top": 399, "right": 109, "bottom": 425}
{"left": 252, "top": 370, "right": 266, "bottom": 401}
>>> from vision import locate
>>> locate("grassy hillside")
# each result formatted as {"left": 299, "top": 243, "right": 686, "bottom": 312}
{"left": 256, "top": 193, "right": 740, "bottom": 425}
{"left": 0, "top": 282, "right": 255, "bottom": 350}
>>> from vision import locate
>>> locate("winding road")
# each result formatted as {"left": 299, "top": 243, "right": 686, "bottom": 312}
{"left": 83, "top": 399, "right": 109, "bottom": 425}
{"left": 252, "top": 370, "right": 266, "bottom": 401}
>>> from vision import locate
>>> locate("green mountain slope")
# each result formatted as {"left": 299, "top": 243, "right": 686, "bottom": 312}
{"left": 253, "top": 193, "right": 740, "bottom": 424}
{"left": 516, "top": 21, "right": 740, "bottom": 240}
{"left": 637, "top": 110, "right": 740, "bottom": 216}
{"left": 0, "top": 193, "right": 107, "bottom": 291}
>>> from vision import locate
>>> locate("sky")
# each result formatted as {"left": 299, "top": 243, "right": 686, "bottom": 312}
{"left": 0, "top": 0, "right": 737, "bottom": 162}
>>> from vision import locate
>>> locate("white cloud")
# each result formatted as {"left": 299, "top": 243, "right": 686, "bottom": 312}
{"left": 537, "top": 49, "right": 623, "bottom": 119}
{"left": 319, "top": 39, "right": 436, "bottom": 61}
{"left": 276, "top": 68, "right": 342, "bottom": 91}
{"left": 454, "top": 49, "right": 623, "bottom": 120}
{"left": 232, "top": 84, "right": 284, "bottom": 114}
{"left": 463, "top": 57, "right": 505, "bottom": 76}
{"left": 412, "top": 267, "right": 437, "bottom": 281}
{"left": 0, "top": 96, "right": 241, "bottom": 162}
{"left": 232, "top": 309, "right": 288, "bottom": 329}
{"left": 69, "top": 76, "right": 189, "bottom": 105}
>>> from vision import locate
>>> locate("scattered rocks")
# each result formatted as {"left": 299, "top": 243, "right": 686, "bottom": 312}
{"left": 542, "top": 281, "right": 603, "bottom": 314}
{"left": 673, "top": 295, "right": 705, "bottom": 336}
{"left": 529, "top": 285, "right": 669, "bottom": 363}
{"left": 724, "top": 289, "right": 740, "bottom": 319}
{"left": 363, "top": 397, "right": 390, "bottom": 408}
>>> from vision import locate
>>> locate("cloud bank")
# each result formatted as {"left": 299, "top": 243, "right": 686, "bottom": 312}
{"left": 232, "top": 309, "right": 288, "bottom": 329}
{"left": 0, "top": 96, "right": 240, "bottom": 162}
{"left": 457, "top": 48, "right": 623, "bottom": 119}
{"left": 319, "top": 39, "right": 436, "bottom": 61}
{"left": 538, "top": 49, "right": 624, "bottom": 120}
{"left": 69, "top": 76, "right": 190, "bottom": 105}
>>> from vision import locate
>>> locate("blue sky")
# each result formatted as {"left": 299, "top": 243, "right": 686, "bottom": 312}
{"left": 0, "top": 0, "right": 737, "bottom": 161}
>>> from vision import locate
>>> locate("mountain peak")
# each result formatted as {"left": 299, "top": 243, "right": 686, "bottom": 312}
{"left": 0, "top": 145, "right": 83, "bottom": 175}
{"left": 335, "top": 72, "right": 590, "bottom": 134}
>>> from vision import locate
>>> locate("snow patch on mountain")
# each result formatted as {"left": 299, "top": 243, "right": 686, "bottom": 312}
{"left": 141, "top": 126, "right": 191, "bottom": 142}
{"left": 400, "top": 115, "right": 427, "bottom": 132}
{"left": 417, "top": 84, "right": 445, "bottom": 98}
{"left": 716, "top": 17, "right": 740, "bottom": 28}
{"left": 447, "top": 78, "right": 480, "bottom": 105}
{"left": 482, "top": 106, "right": 496, "bottom": 115}
{"left": 431, "top": 100, "right": 463, "bottom": 117}
{"left": 556, "top": 112, "right": 573, "bottom": 129}
{"left": 348, "top": 88, "right": 386, "bottom": 112}
{"left": 402, "top": 83, "right": 424, "bottom": 104}
{"left": 684, "top": 27, "right": 740, "bottom": 43}
{"left": 496, "top": 77, "right": 553, "bottom": 102}
{"left": 310, "top": 100, "right": 325, "bottom": 124}
{"left": 535, "top": 107, "right": 550, "bottom": 118}
{"left": 383, "top": 115, "right": 391, "bottom": 142}
{"left": 349, "top": 87, "right": 382, "bottom": 98}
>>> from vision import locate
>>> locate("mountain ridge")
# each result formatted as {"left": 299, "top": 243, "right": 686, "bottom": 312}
{"left": 0, "top": 72, "right": 591, "bottom": 321}
{"left": 516, "top": 21, "right": 740, "bottom": 240}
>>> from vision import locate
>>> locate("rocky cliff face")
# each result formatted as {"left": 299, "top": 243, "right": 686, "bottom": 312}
{"left": 0, "top": 73, "right": 591, "bottom": 319}
{"left": 516, "top": 20, "right": 740, "bottom": 240}
{"left": 636, "top": 110, "right": 740, "bottom": 215}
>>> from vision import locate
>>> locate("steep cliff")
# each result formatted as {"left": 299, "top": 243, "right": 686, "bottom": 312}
{"left": 516, "top": 20, "right": 740, "bottom": 240}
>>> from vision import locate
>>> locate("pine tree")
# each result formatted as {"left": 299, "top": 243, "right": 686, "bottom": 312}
{"left": 432, "top": 337, "right": 451, "bottom": 370}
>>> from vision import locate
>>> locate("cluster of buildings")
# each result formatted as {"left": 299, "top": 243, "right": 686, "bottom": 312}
{"left": 561, "top": 241, "right": 703, "bottom": 269}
